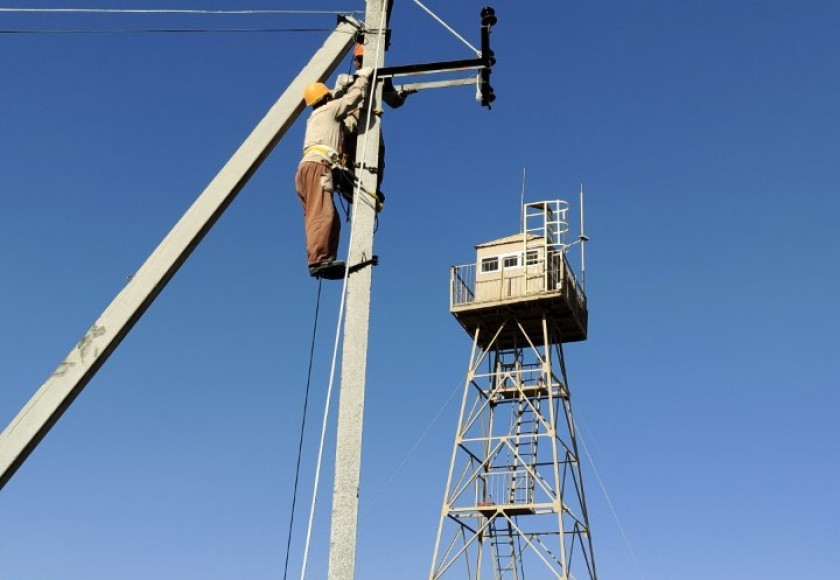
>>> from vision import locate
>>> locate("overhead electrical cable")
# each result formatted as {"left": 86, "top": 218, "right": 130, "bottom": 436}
{"left": 0, "top": 27, "right": 335, "bottom": 34}
{"left": 0, "top": 8, "right": 358, "bottom": 15}
{"left": 0, "top": 6, "right": 359, "bottom": 34}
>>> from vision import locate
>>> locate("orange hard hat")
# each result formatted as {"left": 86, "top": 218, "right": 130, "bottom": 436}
{"left": 303, "top": 82, "right": 330, "bottom": 107}
{"left": 354, "top": 43, "right": 365, "bottom": 57}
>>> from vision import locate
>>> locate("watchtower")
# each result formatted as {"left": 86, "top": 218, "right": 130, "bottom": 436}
{"left": 430, "top": 199, "right": 598, "bottom": 579}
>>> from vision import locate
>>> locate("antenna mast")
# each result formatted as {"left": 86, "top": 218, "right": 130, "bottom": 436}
{"left": 580, "top": 183, "right": 588, "bottom": 290}
{"left": 520, "top": 167, "right": 526, "bottom": 229}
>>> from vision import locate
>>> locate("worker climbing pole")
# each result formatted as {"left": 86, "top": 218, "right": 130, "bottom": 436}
{"left": 295, "top": 67, "right": 373, "bottom": 280}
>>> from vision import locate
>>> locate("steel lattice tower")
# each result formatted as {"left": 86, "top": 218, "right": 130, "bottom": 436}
{"left": 430, "top": 200, "right": 597, "bottom": 580}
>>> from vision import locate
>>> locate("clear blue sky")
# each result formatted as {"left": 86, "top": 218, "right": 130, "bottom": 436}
{"left": 1, "top": 1, "right": 839, "bottom": 578}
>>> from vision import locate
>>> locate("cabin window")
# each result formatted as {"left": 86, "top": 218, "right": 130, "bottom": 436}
{"left": 480, "top": 257, "right": 499, "bottom": 273}
{"left": 503, "top": 254, "right": 520, "bottom": 269}
{"left": 525, "top": 250, "right": 539, "bottom": 266}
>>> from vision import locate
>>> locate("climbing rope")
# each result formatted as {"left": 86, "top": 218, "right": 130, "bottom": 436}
{"left": 298, "top": 4, "right": 390, "bottom": 576}
{"left": 281, "top": 279, "right": 322, "bottom": 580}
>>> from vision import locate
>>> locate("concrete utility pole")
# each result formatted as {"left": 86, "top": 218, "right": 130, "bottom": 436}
{"left": 0, "top": 18, "right": 359, "bottom": 492}
{"left": 327, "top": 0, "right": 389, "bottom": 578}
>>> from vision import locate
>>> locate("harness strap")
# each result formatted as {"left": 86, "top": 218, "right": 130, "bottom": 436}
{"left": 304, "top": 144, "right": 340, "bottom": 163}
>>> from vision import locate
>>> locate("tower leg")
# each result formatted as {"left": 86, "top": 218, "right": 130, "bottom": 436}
{"left": 429, "top": 314, "right": 597, "bottom": 579}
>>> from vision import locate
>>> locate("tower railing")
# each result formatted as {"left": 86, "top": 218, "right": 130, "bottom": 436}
{"left": 450, "top": 251, "right": 587, "bottom": 315}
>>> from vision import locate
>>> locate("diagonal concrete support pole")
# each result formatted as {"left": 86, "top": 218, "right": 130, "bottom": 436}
{"left": 0, "top": 18, "right": 359, "bottom": 492}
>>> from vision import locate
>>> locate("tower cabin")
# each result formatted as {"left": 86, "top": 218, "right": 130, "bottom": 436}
{"left": 450, "top": 200, "right": 588, "bottom": 349}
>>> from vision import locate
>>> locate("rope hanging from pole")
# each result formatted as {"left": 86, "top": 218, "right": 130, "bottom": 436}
{"left": 281, "top": 279, "right": 323, "bottom": 580}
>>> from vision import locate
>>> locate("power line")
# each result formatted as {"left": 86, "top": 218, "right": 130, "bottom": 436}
{"left": 0, "top": 8, "right": 358, "bottom": 15}
{"left": 0, "top": 27, "right": 335, "bottom": 34}
{"left": 0, "top": 7, "right": 359, "bottom": 35}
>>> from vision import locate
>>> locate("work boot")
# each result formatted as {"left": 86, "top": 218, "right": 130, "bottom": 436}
{"left": 309, "top": 258, "right": 346, "bottom": 280}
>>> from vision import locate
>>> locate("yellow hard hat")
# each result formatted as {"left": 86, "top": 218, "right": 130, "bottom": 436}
{"left": 304, "top": 82, "right": 330, "bottom": 107}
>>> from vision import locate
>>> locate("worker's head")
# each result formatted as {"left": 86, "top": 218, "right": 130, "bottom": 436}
{"left": 353, "top": 43, "right": 364, "bottom": 70}
{"left": 304, "top": 82, "right": 331, "bottom": 107}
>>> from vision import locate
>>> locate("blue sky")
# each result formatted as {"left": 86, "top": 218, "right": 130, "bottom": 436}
{"left": 1, "top": 1, "right": 839, "bottom": 578}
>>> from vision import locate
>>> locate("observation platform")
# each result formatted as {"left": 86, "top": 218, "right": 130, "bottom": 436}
{"left": 450, "top": 248, "right": 588, "bottom": 350}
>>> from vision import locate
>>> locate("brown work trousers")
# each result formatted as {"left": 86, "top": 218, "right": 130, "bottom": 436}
{"left": 295, "top": 160, "right": 339, "bottom": 266}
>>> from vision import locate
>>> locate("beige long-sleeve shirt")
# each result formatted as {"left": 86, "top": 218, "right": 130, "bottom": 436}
{"left": 300, "top": 74, "right": 368, "bottom": 165}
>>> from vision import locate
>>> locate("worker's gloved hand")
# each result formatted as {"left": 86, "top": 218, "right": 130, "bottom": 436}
{"left": 356, "top": 66, "right": 374, "bottom": 78}
{"left": 334, "top": 73, "right": 354, "bottom": 94}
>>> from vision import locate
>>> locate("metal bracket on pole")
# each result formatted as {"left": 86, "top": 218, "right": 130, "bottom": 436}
{"left": 348, "top": 255, "right": 379, "bottom": 274}
{"left": 375, "top": 6, "right": 497, "bottom": 106}
{"left": 391, "top": 76, "right": 476, "bottom": 93}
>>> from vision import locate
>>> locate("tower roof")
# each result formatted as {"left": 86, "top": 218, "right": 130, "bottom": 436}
{"left": 476, "top": 233, "right": 541, "bottom": 249}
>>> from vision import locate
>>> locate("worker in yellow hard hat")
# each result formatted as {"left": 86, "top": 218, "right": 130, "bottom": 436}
{"left": 295, "top": 67, "right": 372, "bottom": 280}
{"left": 331, "top": 43, "right": 415, "bottom": 205}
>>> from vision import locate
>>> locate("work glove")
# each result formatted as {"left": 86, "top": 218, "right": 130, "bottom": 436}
{"left": 334, "top": 73, "right": 353, "bottom": 93}
{"left": 356, "top": 66, "right": 374, "bottom": 78}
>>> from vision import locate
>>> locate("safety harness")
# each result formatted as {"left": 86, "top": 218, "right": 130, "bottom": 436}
{"left": 303, "top": 144, "right": 384, "bottom": 213}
